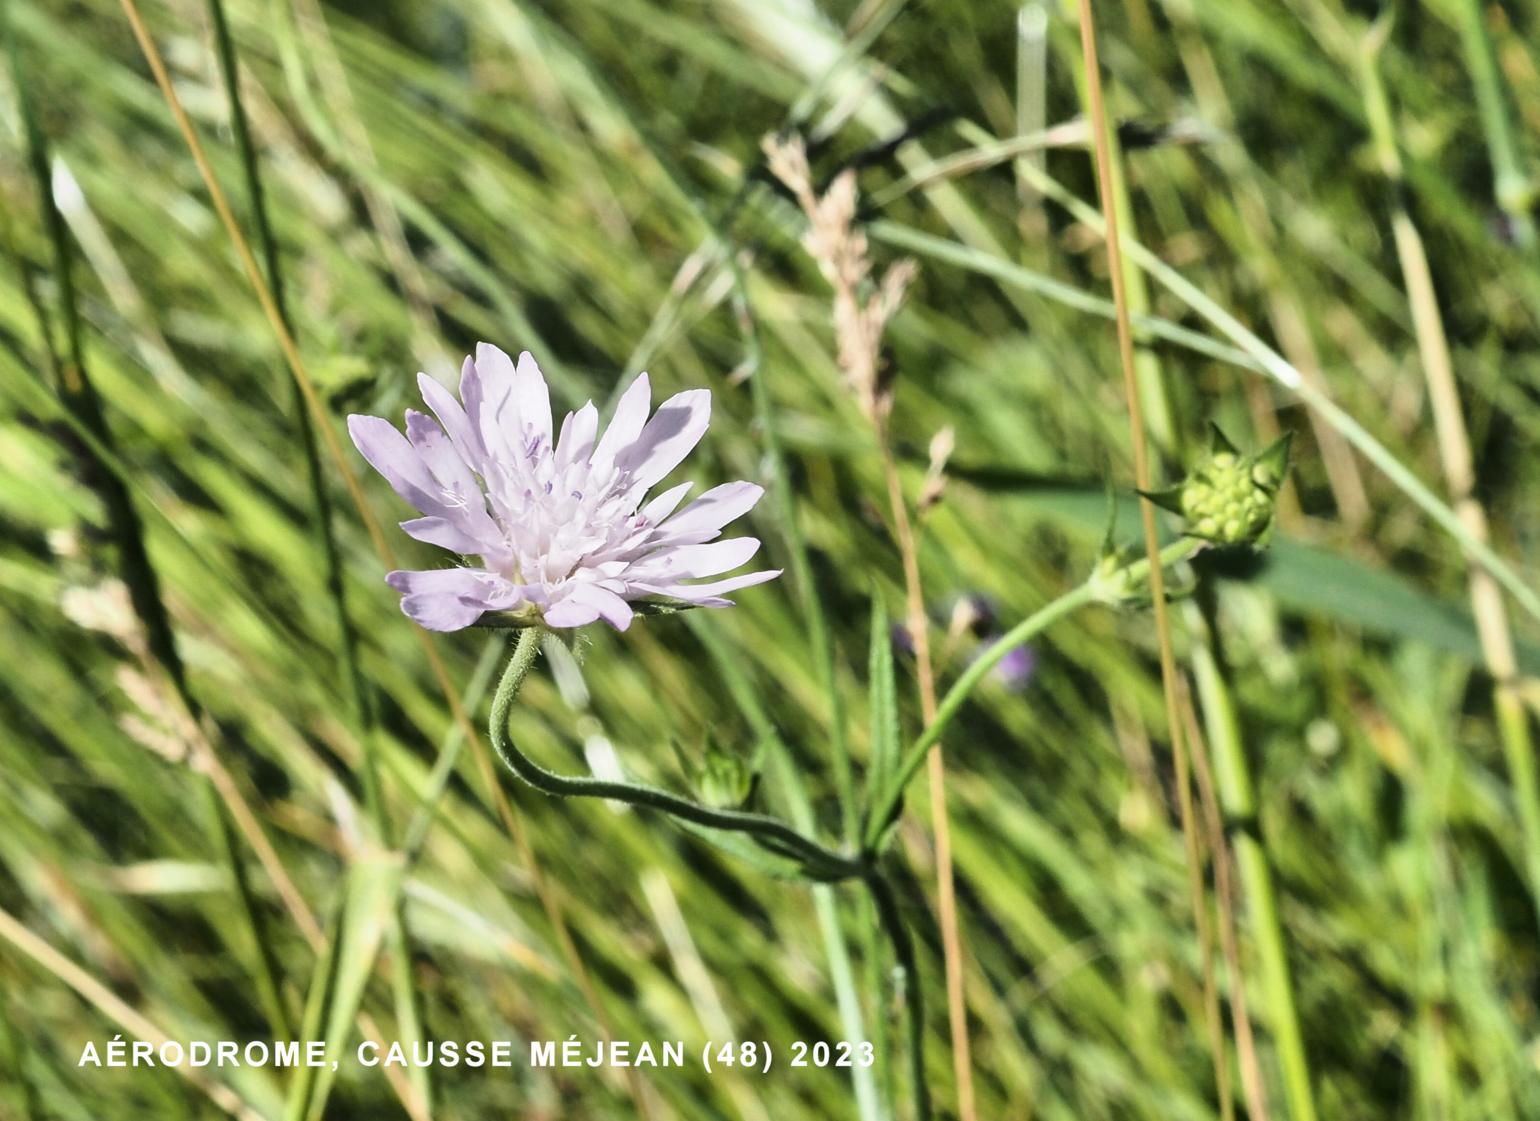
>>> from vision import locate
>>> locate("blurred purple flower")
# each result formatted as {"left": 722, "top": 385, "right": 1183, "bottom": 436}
{"left": 349, "top": 344, "right": 779, "bottom": 632}
{"left": 990, "top": 643, "right": 1037, "bottom": 691}
{"left": 890, "top": 622, "right": 915, "bottom": 658}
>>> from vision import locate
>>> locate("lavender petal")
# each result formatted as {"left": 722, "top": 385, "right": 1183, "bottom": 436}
{"left": 619, "top": 388, "right": 710, "bottom": 490}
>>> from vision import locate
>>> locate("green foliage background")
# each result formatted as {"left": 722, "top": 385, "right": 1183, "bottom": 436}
{"left": 3, "top": 0, "right": 1539, "bottom": 1118}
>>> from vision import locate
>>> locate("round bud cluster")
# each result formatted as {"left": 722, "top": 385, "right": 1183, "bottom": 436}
{"left": 1178, "top": 451, "right": 1279, "bottom": 545}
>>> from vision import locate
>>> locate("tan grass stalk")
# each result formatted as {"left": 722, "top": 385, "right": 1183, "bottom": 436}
{"left": 1073, "top": 3, "right": 1231, "bottom": 1117}
{"left": 0, "top": 905, "right": 269, "bottom": 1121}
{"left": 1358, "top": 24, "right": 1540, "bottom": 920}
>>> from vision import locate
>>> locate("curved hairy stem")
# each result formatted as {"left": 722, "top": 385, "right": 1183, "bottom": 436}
{"left": 490, "top": 628, "right": 864, "bottom": 882}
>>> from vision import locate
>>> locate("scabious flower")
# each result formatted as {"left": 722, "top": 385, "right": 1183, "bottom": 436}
{"left": 348, "top": 344, "right": 779, "bottom": 632}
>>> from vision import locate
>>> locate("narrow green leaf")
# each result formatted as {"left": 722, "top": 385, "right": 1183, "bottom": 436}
{"left": 282, "top": 890, "right": 346, "bottom": 1121}
{"left": 670, "top": 818, "right": 815, "bottom": 881}
{"left": 863, "top": 595, "right": 901, "bottom": 839}
{"left": 283, "top": 851, "right": 404, "bottom": 1121}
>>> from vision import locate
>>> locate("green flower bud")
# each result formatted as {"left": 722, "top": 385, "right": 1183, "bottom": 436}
{"left": 1087, "top": 545, "right": 1148, "bottom": 607}
{"left": 677, "top": 736, "right": 757, "bottom": 810}
{"left": 696, "top": 754, "right": 754, "bottom": 810}
{"left": 1087, "top": 542, "right": 1196, "bottom": 608}
{"left": 1143, "top": 426, "right": 1292, "bottom": 547}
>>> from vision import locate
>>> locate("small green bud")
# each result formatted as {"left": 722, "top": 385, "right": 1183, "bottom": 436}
{"left": 697, "top": 755, "right": 753, "bottom": 809}
{"left": 1091, "top": 476, "right": 1147, "bottom": 607}
{"left": 677, "top": 736, "right": 757, "bottom": 810}
{"left": 1087, "top": 543, "right": 1195, "bottom": 608}
{"left": 1087, "top": 545, "right": 1147, "bottom": 607}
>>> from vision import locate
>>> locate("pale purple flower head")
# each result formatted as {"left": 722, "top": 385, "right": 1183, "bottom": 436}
{"left": 348, "top": 344, "right": 779, "bottom": 632}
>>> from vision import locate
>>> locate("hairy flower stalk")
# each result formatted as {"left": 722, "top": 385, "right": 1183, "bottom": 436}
{"left": 348, "top": 344, "right": 779, "bottom": 631}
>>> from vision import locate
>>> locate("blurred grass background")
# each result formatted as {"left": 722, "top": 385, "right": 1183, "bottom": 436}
{"left": 3, "top": 0, "right": 1540, "bottom": 1118}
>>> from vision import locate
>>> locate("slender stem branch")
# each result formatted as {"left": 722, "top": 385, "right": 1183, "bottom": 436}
{"left": 489, "top": 629, "right": 864, "bottom": 882}
{"left": 864, "top": 870, "right": 929, "bottom": 1121}
{"left": 863, "top": 582, "right": 1084, "bottom": 845}
{"left": 866, "top": 536, "right": 1200, "bottom": 847}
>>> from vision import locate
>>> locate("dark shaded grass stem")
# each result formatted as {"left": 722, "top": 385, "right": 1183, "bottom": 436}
{"left": 202, "top": 3, "right": 431, "bottom": 1106}
{"left": 114, "top": 8, "right": 643, "bottom": 1114}
{"left": 864, "top": 868, "right": 930, "bottom": 1121}
{"left": 7, "top": 13, "right": 294, "bottom": 1040}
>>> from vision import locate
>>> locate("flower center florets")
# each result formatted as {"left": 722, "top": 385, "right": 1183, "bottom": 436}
{"left": 474, "top": 429, "right": 650, "bottom": 589}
